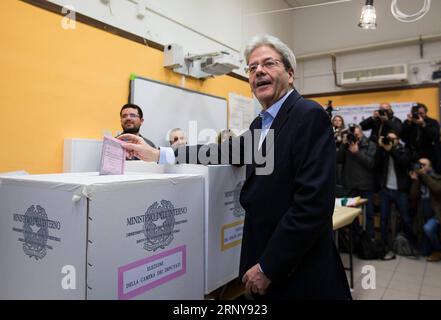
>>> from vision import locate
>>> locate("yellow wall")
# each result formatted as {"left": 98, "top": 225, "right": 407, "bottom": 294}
{"left": 0, "top": 0, "right": 252, "bottom": 174}
{"left": 310, "top": 87, "right": 439, "bottom": 120}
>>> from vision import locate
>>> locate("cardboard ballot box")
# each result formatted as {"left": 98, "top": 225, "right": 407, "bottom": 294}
{"left": 125, "top": 161, "right": 166, "bottom": 174}
{"left": 166, "top": 165, "right": 246, "bottom": 294}
{"left": 0, "top": 172, "right": 204, "bottom": 300}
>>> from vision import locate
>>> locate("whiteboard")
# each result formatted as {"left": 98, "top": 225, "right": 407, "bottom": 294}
{"left": 131, "top": 77, "right": 227, "bottom": 147}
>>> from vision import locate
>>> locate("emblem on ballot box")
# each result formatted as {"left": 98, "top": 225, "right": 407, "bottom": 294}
{"left": 224, "top": 181, "right": 245, "bottom": 218}
{"left": 12, "top": 205, "right": 61, "bottom": 260}
{"left": 126, "top": 200, "right": 188, "bottom": 252}
{"left": 143, "top": 200, "right": 177, "bottom": 252}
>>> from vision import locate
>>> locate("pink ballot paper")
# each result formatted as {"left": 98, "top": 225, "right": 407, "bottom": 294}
{"left": 99, "top": 136, "right": 126, "bottom": 175}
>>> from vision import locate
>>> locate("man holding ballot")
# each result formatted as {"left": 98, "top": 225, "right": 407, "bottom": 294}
{"left": 119, "top": 35, "right": 351, "bottom": 300}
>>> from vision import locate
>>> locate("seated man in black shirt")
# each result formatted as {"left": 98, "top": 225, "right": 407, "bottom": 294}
{"left": 116, "top": 104, "right": 156, "bottom": 159}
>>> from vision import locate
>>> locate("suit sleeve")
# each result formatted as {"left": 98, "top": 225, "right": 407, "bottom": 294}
{"left": 259, "top": 106, "right": 336, "bottom": 281}
{"left": 174, "top": 135, "right": 246, "bottom": 165}
{"left": 174, "top": 118, "right": 260, "bottom": 165}
{"left": 360, "top": 117, "right": 375, "bottom": 131}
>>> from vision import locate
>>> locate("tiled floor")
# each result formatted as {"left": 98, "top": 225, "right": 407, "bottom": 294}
{"left": 340, "top": 253, "right": 441, "bottom": 300}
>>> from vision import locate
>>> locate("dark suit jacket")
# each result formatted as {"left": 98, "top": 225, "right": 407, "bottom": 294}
{"left": 401, "top": 117, "right": 440, "bottom": 163}
{"left": 176, "top": 89, "right": 351, "bottom": 299}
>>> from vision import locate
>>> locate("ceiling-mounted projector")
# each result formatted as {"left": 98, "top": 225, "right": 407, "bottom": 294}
{"left": 163, "top": 43, "right": 239, "bottom": 79}
{"left": 200, "top": 55, "right": 239, "bottom": 76}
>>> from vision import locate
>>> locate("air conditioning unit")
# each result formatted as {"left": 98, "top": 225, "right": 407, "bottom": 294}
{"left": 340, "top": 64, "right": 408, "bottom": 87}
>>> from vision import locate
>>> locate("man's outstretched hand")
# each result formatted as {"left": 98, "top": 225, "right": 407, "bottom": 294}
{"left": 118, "top": 134, "right": 160, "bottom": 163}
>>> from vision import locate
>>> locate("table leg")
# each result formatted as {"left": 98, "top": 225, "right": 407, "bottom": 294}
{"left": 362, "top": 204, "right": 366, "bottom": 231}
{"left": 349, "top": 222, "right": 354, "bottom": 289}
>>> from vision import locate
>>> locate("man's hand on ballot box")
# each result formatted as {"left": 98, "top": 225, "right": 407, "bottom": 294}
{"left": 118, "top": 133, "right": 160, "bottom": 163}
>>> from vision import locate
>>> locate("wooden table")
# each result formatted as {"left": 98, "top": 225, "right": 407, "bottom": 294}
{"left": 349, "top": 198, "right": 368, "bottom": 230}
{"left": 333, "top": 206, "right": 362, "bottom": 230}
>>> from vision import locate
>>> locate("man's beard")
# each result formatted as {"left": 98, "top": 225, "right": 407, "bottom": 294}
{"left": 122, "top": 126, "right": 140, "bottom": 134}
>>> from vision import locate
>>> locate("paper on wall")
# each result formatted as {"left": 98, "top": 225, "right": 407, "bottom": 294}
{"left": 228, "top": 93, "right": 254, "bottom": 132}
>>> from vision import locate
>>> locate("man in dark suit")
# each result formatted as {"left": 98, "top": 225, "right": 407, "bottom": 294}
{"left": 120, "top": 35, "right": 351, "bottom": 300}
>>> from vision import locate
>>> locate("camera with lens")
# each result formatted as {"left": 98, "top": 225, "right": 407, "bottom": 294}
{"left": 413, "top": 162, "right": 423, "bottom": 171}
{"left": 345, "top": 124, "right": 358, "bottom": 144}
{"left": 411, "top": 105, "right": 420, "bottom": 120}
{"left": 377, "top": 109, "right": 391, "bottom": 121}
{"left": 378, "top": 109, "right": 387, "bottom": 117}
{"left": 381, "top": 136, "right": 391, "bottom": 146}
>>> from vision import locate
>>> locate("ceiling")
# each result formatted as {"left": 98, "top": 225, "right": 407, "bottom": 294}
{"left": 284, "top": 0, "right": 352, "bottom": 8}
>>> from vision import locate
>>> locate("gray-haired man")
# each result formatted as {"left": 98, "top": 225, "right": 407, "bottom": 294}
{"left": 120, "top": 35, "right": 351, "bottom": 300}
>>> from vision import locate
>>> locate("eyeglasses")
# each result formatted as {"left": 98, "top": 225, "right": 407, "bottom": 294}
{"left": 121, "top": 113, "right": 140, "bottom": 119}
{"left": 245, "top": 59, "right": 283, "bottom": 75}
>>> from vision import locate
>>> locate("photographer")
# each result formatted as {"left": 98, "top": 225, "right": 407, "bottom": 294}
{"left": 333, "top": 115, "right": 346, "bottom": 191}
{"left": 337, "top": 124, "right": 377, "bottom": 239}
{"left": 332, "top": 115, "right": 346, "bottom": 150}
{"left": 360, "top": 103, "right": 402, "bottom": 145}
{"left": 377, "top": 132, "right": 415, "bottom": 259}
{"left": 401, "top": 103, "right": 440, "bottom": 165}
{"left": 409, "top": 158, "right": 441, "bottom": 262}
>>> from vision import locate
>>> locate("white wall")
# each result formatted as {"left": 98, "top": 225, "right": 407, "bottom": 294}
{"left": 290, "top": 0, "right": 441, "bottom": 94}
{"left": 296, "top": 40, "right": 441, "bottom": 95}
{"left": 242, "top": 0, "right": 294, "bottom": 51}
{"left": 291, "top": 0, "right": 441, "bottom": 56}
{"left": 48, "top": 0, "right": 293, "bottom": 77}
{"left": 45, "top": 0, "right": 441, "bottom": 95}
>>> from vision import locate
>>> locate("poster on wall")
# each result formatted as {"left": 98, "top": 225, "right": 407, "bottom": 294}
{"left": 332, "top": 102, "right": 415, "bottom": 133}
{"left": 228, "top": 93, "right": 254, "bottom": 132}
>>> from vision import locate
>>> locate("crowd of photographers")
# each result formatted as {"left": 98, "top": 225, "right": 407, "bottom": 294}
{"left": 332, "top": 102, "right": 441, "bottom": 262}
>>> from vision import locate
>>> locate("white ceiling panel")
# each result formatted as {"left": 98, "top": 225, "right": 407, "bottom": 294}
{"left": 284, "top": 0, "right": 348, "bottom": 8}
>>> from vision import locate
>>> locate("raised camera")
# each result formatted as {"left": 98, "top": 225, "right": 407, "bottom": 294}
{"left": 381, "top": 136, "right": 391, "bottom": 145}
{"left": 413, "top": 162, "right": 423, "bottom": 171}
{"left": 411, "top": 105, "right": 420, "bottom": 119}
{"left": 346, "top": 124, "right": 357, "bottom": 144}
{"left": 378, "top": 109, "right": 387, "bottom": 117}
{"left": 348, "top": 124, "right": 356, "bottom": 133}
